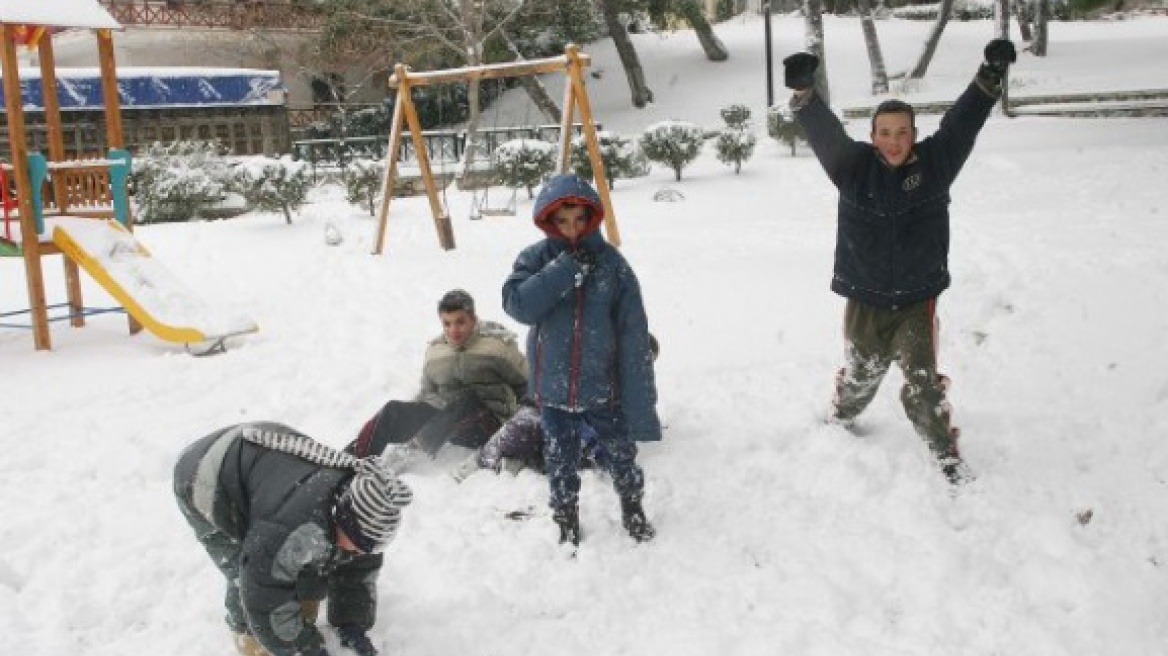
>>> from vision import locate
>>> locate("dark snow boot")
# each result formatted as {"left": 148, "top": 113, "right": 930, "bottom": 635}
{"left": 553, "top": 505, "right": 581, "bottom": 546}
{"left": 620, "top": 496, "right": 656, "bottom": 543}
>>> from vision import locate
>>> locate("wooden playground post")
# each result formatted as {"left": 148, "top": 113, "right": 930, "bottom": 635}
{"left": 37, "top": 34, "right": 86, "bottom": 328}
{"left": 96, "top": 27, "right": 141, "bottom": 335}
{"left": 372, "top": 45, "right": 620, "bottom": 254}
{"left": 1, "top": 24, "right": 52, "bottom": 349}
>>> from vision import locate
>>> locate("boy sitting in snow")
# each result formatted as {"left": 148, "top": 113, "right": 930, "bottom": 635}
{"left": 348, "top": 289, "right": 528, "bottom": 462}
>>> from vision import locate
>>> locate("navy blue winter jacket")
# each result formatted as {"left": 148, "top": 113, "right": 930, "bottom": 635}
{"left": 794, "top": 80, "right": 998, "bottom": 308}
{"left": 502, "top": 174, "right": 661, "bottom": 442}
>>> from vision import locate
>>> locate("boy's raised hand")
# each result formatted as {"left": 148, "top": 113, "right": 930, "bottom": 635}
{"left": 983, "top": 39, "right": 1017, "bottom": 74}
{"left": 782, "top": 52, "right": 819, "bottom": 91}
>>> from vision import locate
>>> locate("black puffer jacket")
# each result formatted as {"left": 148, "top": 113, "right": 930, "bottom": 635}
{"left": 174, "top": 422, "right": 381, "bottom": 656}
{"left": 794, "top": 80, "right": 998, "bottom": 308}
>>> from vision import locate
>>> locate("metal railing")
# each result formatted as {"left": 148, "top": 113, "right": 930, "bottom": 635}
{"left": 291, "top": 123, "right": 600, "bottom": 180}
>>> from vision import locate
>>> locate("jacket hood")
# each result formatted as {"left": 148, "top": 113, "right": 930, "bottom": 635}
{"left": 532, "top": 173, "right": 605, "bottom": 240}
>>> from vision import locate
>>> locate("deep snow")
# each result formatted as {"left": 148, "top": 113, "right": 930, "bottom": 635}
{"left": 2, "top": 14, "right": 1168, "bottom": 656}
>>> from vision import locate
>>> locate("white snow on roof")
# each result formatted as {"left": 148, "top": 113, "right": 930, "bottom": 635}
{"left": 0, "top": 0, "right": 121, "bottom": 30}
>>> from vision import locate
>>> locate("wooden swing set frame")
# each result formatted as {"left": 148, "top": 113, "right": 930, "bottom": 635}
{"left": 372, "top": 44, "right": 621, "bottom": 254}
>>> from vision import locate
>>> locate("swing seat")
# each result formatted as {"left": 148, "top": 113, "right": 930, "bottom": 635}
{"left": 478, "top": 207, "right": 516, "bottom": 217}
{"left": 469, "top": 184, "right": 517, "bottom": 220}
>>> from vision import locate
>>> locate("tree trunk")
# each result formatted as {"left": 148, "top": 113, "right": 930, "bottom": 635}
{"left": 677, "top": 0, "right": 729, "bottom": 62}
{"left": 599, "top": 0, "right": 654, "bottom": 108}
{"left": 803, "top": 0, "right": 830, "bottom": 106}
{"left": 1034, "top": 0, "right": 1049, "bottom": 56}
{"left": 461, "top": 78, "right": 485, "bottom": 181}
{"left": 459, "top": 0, "right": 485, "bottom": 182}
{"left": 501, "top": 32, "right": 561, "bottom": 122}
{"left": 908, "top": 0, "right": 955, "bottom": 79}
{"left": 1013, "top": 0, "right": 1033, "bottom": 42}
{"left": 994, "top": 0, "right": 1011, "bottom": 114}
{"left": 856, "top": 0, "right": 888, "bottom": 94}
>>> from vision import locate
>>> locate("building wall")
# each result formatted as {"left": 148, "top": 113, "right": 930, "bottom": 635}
{"left": 48, "top": 27, "right": 383, "bottom": 109}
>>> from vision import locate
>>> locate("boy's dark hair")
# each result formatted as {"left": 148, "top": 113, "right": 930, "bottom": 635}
{"left": 438, "top": 289, "right": 475, "bottom": 316}
{"left": 871, "top": 99, "right": 916, "bottom": 131}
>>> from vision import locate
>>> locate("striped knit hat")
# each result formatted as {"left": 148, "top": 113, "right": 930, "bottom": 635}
{"left": 334, "top": 457, "right": 413, "bottom": 554}
{"left": 237, "top": 423, "right": 412, "bottom": 554}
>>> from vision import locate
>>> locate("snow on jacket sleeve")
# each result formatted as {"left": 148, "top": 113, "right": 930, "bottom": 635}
{"left": 612, "top": 253, "right": 662, "bottom": 442}
{"left": 502, "top": 242, "right": 581, "bottom": 326}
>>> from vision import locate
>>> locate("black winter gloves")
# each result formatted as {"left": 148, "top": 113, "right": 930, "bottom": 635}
{"left": 977, "top": 38, "right": 1016, "bottom": 95}
{"left": 782, "top": 52, "right": 819, "bottom": 91}
{"left": 338, "top": 625, "right": 378, "bottom": 656}
{"left": 572, "top": 248, "right": 598, "bottom": 287}
{"left": 983, "top": 38, "right": 1018, "bottom": 74}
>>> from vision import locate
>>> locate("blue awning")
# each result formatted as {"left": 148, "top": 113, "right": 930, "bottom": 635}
{"left": 2, "top": 67, "right": 284, "bottom": 110}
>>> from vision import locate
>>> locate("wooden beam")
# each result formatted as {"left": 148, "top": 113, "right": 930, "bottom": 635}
{"left": 398, "top": 72, "right": 454, "bottom": 250}
{"left": 97, "top": 29, "right": 126, "bottom": 149}
{"left": 38, "top": 36, "right": 87, "bottom": 328}
{"left": 565, "top": 45, "right": 620, "bottom": 247}
{"left": 2, "top": 25, "right": 51, "bottom": 349}
{"left": 389, "top": 52, "right": 590, "bottom": 88}
{"left": 96, "top": 27, "right": 141, "bottom": 335}
{"left": 372, "top": 76, "right": 407, "bottom": 256}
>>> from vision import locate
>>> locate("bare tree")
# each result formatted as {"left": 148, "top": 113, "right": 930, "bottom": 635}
{"left": 1033, "top": 0, "right": 1050, "bottom": 56}
{"left": 597, "top": 0, "right": 654, "bottom": 107}
{"left": 321, "top": 0, "right": 539, "bottom": 178}
{"left": 994, "top": 0, "right": 1010, "bottom": 113}
{"left": 1014, "top": 0, "right": 1034, "bottom": 42}
{"left": 908, "top": 0, "right": 955, "bottom": 79}
{"left": 500, "top": 31, "right": 561, "bottom": 122}
{"left": 803, "top": 0, "right": 830, "bottom": 106}
{"left": 856, "top": 0, "right": 888, "bottom": 94}
{"left": 674, "top": 0, "right": 729, "bottom": 61}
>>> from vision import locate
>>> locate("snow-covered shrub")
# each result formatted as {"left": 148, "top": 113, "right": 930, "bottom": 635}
{"left": 720, "top": 104, "right": 752, "bottom": 130}
{"left": 892, "top": 0, "right": 995, "bottom": 20}
{"left": 568, "top": 131, "right": 650, "bottom": 190}
{"left": 132, "top": 141, "right": 233, "bottom": 224}
{"left": 234, "top": 156, "right": 312, "bottom": 224}
{"left": 715, "top": 104, "right": 757, "bottom": 174}
{"left": 345, "top": 158, "right": 385, "bottom": 217}
{"left": 715, "top": 129, "right": 757, "bottom": 174}
{"left": 639, "top": 121, "right": 705, "bottom": 182}
{"left": 767, "top": 105, "right": 806, "bottom": 157}
{"left": 492, "top": 139, "right": 557, "bottom": 199}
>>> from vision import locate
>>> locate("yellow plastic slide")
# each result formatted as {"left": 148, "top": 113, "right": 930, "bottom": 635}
{"left": 52, "top": 217, "right": 258, "bottom": 346}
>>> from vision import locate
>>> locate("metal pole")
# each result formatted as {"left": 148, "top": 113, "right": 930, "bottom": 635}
{"left": 763, "top": 1, "right": 774, "bottom": 107}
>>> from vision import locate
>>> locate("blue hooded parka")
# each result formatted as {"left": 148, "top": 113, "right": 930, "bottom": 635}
{"left": 502, "top": 174, "right": 661, "bottom": 442}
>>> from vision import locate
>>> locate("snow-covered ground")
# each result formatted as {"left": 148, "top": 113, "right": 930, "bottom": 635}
{"left": 3, "top": 14, "right": 1168, "bottom": 656}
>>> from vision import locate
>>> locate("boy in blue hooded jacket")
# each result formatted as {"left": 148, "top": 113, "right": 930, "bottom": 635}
{"left": 503, "top": 173, "right": 659, "bottom": 546}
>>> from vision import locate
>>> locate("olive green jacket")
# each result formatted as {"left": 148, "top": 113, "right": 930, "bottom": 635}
{"left": 418, "top": 320, "right": 528, "bottom": 422}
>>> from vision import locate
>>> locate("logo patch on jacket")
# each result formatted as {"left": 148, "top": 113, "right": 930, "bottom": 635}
{"left": 903, "top": 173, "right": 922, "bottom": 191}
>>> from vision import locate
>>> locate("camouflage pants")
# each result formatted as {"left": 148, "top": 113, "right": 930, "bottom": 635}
{"left": 830, "top": 297, "right": 959, "bottom": 459}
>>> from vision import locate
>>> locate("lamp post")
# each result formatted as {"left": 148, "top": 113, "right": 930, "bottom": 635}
{"left": 763, "top": 0, "right": 774, "bottom": 108}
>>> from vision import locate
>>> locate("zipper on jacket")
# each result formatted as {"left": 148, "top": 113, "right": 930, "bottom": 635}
{"left": 569, "top": 282, "right": 584, "bottom": 409}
